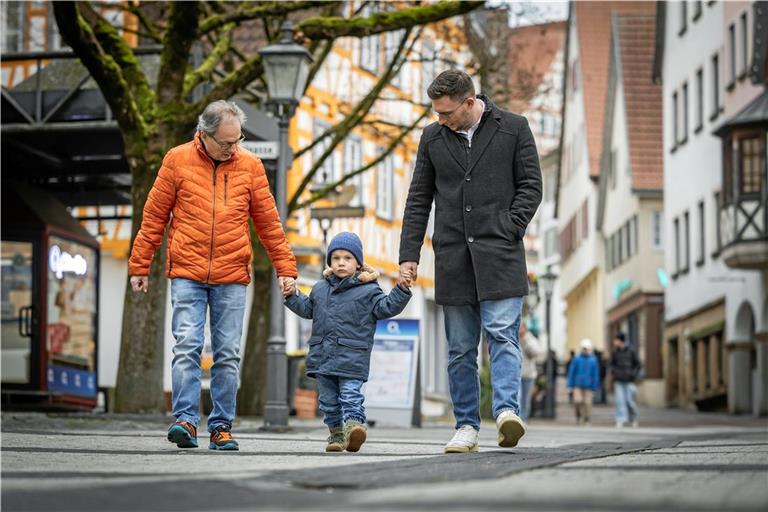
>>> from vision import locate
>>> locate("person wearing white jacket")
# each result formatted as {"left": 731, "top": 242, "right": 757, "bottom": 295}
{"left": 518, "top": 322, "right": 545, "bottom": 421}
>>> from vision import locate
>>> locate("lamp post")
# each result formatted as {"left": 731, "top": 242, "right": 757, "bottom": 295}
{"left": 259, "top": 21, "right": 313, "bottom": 429}
{"left": 538, "top": 268, "right": 558, "bottom": 419}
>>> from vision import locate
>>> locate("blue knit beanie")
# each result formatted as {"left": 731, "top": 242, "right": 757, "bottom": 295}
{"left": 327, "top": 232, "right": 363, "bottom": 267}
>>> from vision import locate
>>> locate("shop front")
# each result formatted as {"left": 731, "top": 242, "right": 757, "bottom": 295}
{"left": 1, "top": 183, "right": 99, "bottom": 409}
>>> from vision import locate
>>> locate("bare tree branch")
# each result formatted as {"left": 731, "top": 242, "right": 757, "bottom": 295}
{"left": 183, "top": 22, "right": 236, "bottom": 97}
{"left": 198, "top": 1, "right": 333, "bottom": 35}
{"left": 292, "top": 107, "right": 430, "bottom": 212}
{"left": 298, "top": 0, "right": 484, "bottom": 40}
{"left": 294, "top": 27, "right": 422, "bottom": 161}
{"left": 288, "top": 27, "right": 416, "bottom": 212}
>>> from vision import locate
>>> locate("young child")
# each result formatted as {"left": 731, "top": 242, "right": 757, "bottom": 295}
{"left": 283, "top": 232, "right": 412, "bottom": 452}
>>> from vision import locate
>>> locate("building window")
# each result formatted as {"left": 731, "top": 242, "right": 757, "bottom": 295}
{"left": 652, "top": 210, "right": 664, "bottom": 250}
{"left": 727, "top": 23, "right": 736, "bottom": 89}
{"left": 1, "top": 1, "right": 24, "bottom": 53}
{"left": 376, "top": 153, "right": 394, "bottom": 220}
{"left": 343, "top": 137, "right": 365, "bottom": 207}
{"left": 695, "top": 68, "right": 703, "bottom": 133}
{"left": 710, "top": 54, "right": 720, "bottom": 120}
{"left": 570, "top": 58, "right": 580, "bottom": 93}
{"left": 739, "top": 12, "right": 748, "bottom": 79}
{"left": 697, "top": 200, "right": 705, "bottom": 266}
{"left": 360, "top": 4, "right": 380, "bottom": 74}
{"left": 723, "top": 136, "right": 734, "bottom": 203}
{"left": 544, "top": 227, "right": 558, "bottom": 259}
{"left": 421, "top": 40, "right": 436, "bottom": 104}
{"left": 682, "top": 211, "right": 690, "bottom": 273}
{"left": 681, "top": 82, "right": 689, "bottom": 144}
{"left": 313, "top": 120, "right": 337, "bottom": 185}
{"left": 679, "top": 1, "right": 688, "bottom": 36}
{"left": 693, "top": 1, "right": 702, "bottom": 20}
{"left": 739, "top": 134, "right": 765, "bottom": 196}
{"left": 673, "top": 217, "right": 680, "bottom": 277}
{"left": 713, "top": 191, "right": 722, "bottom": 258}
{"left": 672, "top": 91, "right": 679, "bottom": 150}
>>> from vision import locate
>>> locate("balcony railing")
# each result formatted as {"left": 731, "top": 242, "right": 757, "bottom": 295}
{"left": 718, "top": 194, "right": 768, "bottom": 270}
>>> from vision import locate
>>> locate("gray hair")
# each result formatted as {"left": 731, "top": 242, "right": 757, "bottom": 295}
{"left": 197, "top": 100, "right": 247, "bottom": 135}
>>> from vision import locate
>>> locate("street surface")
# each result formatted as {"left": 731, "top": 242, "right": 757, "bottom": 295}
{"left": 2, "top": 404, "right": 767, "bottom": 511}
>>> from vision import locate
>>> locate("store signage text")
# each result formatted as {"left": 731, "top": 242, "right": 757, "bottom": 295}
{"left": 49, "top": 245, "right": 88, "bottom": 279}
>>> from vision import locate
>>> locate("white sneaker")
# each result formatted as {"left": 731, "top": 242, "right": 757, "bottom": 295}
{"left": 630, "top": 420, "right": 639, "bottom": 428}
{"left": 444, "top": 425, "right": 479, "bottom": 453}
{"left": 496, "top": 410, "right": 526, "bottom": 448}
{"left": 615, "top": 421, "right": 624, "bottom": 428}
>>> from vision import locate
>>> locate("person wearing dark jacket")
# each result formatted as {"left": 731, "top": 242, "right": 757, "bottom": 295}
{"left": 398, "top": 69, "right": 542, "bottom": 453}
{"left": 284, "top": 232, "right": 412, "bottom": 453}
{"left": 609, "top": 332, "right": 642, "bottom": 427}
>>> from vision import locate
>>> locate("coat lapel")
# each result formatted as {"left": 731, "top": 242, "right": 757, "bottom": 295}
{"left": 466, "top": 109, "right": 501, "bottom": 175}
{"left": 440, "top": 127, "right": 468, "bottom": 171}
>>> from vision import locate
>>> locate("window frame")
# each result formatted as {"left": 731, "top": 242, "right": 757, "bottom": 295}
{"left": 710, "top": 53, "right": 721, "bottom": 121}
{"left": 696, "top": 200, "right": 706, "bottom": 267}
{"left": 695, "top": 67, "right": 704, "bottom": 133}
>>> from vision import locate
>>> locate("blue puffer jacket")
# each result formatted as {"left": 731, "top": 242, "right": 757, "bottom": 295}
{"left": 566, "top": 353, "right": 600, "bottom": 391}
{"left": 285, "top": 264, "right": 411, "bottom": 381}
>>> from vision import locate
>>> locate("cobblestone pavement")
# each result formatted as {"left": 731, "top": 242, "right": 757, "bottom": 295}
{"left": 1, "top": 406, "right": 766, "bottom": 512}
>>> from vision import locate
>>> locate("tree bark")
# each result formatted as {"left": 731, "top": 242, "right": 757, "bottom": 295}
{"left": 114, "top": 141, "right": 168, "bottom": 413}
{"left": 237, "top": 228, "right": 272, "bottom": 416}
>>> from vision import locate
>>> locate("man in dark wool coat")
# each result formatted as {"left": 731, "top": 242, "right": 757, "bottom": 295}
{"left": 399, "top": 69, "right": 542, "bottom": 453}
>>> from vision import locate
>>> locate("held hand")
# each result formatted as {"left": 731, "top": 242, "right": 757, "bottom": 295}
{"left": 398, "top": 271, "right": 413, "bottom": 289}
{"left": 279, "top": 276, "right": 296, "bottom": 297}
{"left": 130, "top": 276, "right": 149, "bottom": 293}
{"left": 397, "top": 261, "right": 419, "bottom": 288}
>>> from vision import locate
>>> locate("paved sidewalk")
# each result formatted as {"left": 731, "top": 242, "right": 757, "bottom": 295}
{"left": 1, "top": 407, "right": 767, "bottom": 512}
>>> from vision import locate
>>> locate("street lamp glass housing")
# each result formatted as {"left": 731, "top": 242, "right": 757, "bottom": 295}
{"left": 539, "top": 270, "right": 558, "bottom": 297}
{"left": 259, "top": 22, "right": 313, "bottom": 104}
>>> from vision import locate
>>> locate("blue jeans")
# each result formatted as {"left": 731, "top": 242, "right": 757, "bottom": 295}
{"left": 518, "top": 377, "right": 534, "bottom": 422}
{"left": 443, "top": 296, "right": 523, "bottom": 429}
{"left": 315, "top": 374, "right": 365, "bottom": 427}
{"left": 170, "top": 278, "right": 246, "bottom": 432}
{"left": 614, "top": 381, "right": 638, "bottom": 424}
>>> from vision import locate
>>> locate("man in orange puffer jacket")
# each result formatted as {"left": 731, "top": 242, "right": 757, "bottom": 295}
{"left": 128, "top": 100, "right": 297, "bottom": 451}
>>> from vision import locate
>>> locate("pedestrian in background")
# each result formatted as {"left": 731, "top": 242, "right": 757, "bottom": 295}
{"left": 566, "top": 339, "right": 600, "bottom": 426}
{"left": 283, "top": 232, "right": 412, "bottom": 453}
{"left": 399, "top": 69, "right": 542, "bottom": 453}
{"left": 518, "top": 321, "right": 545, "bottom": 422}
{"left": 609, "top": 332, "right": 642, "bottom": 427}
{"left": 129, "top": 100, "right": 297, "bottom": 451}
{"left": 593, "top": 349, "right": 608, "bottom": 404}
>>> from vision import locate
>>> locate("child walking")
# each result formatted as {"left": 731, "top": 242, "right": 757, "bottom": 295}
{"left": 283, "top": 232, "right": 412, "bottom": 452}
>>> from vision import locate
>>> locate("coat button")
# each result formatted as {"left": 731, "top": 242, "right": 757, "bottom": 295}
{"left": 468, "top": 236, "right": 474, "bottom": 243}
{"left": 465, "top": 205, "right": 472, "bottom": 212}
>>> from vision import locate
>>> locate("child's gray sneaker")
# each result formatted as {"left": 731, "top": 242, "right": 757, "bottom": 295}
{"left": 444, "top": 425, "right": 479, "bottom": 453}
{"left": 344, "top": 420, "right": 367, "bottom": 452}
{"left": 496, "top": 410, "right": 525, "bottom": 447}
{"left": 326, "top": 426, "right": 346, "bottom": 452}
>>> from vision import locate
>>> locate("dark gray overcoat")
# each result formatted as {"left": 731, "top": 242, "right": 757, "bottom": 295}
{"left": 399, "top": 96, "right": 542, "bottom": 305}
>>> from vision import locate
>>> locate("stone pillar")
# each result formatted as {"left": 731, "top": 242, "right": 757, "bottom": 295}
{"left": 697, "top": 338, "right": 708, "bottom": 392}
{"left": 727, "top": 342, "right": 753, "bottom": 414}
{"left": 709, "top": 334, "right": 720, "bottom": 391}
{"left": 754, "top": 333, "right": 768, "bottom": 416}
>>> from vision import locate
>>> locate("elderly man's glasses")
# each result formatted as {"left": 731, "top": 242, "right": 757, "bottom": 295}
{"left": 208, "top": 132, "right": 246, "bottom": 150}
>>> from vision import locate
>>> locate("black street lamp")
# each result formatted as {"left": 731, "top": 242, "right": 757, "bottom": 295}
{"left": 538, "top": 267, "right": 558, "bottom": 419}
{"left": 259, "top": 21, "right": 313, "bottom": 430}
